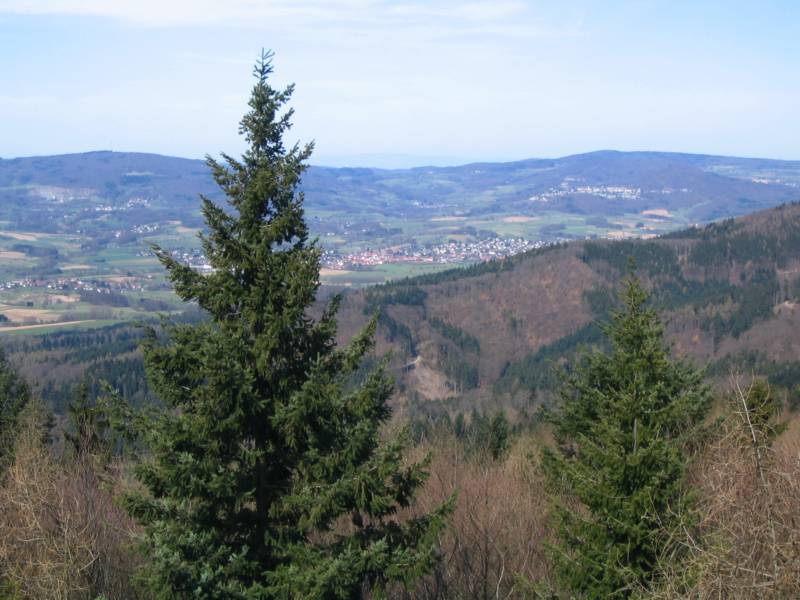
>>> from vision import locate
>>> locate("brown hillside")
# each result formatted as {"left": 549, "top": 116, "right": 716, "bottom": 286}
{"left": 335, "top": 203, "right": 800, "bottom": 414}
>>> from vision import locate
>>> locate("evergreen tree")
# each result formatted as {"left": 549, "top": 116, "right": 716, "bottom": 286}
{"left": 542, "top": 273, "right": 710, "bottom": 598}
{"left": 122, "top": 51, "right": 448, "bottom": 598}
{"left": 0, "top": 350, "right": 35, "bottom": 599}
{"left": 487, "top": 411, "right": 510, "bottom": 460}
{"left": 66, "top": 381, "right": 111, "bottom": 460}
{"left": 0, "top": 347, "right": 30, "bottom": 469}
{"left": 453, "top": 413, "right": 466, "bottom": 439}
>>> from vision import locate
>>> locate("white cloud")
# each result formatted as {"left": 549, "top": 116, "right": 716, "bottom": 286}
{"left": 386, "top": 1, "right": 525, "bottom": 21}
{"left": 0, "top": 0, "right": 574, "bottom": 37}
{"left": 0, "top": 0, "right": 375, "bottom": 27}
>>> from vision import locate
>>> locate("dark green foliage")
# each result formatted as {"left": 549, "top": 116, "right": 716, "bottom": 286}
{"left": 708, "top": 351, "right": 800, "bottom": 411}
{"left": 3, "top": 324, "right": 153, "bottom": 412}
{"left": 487, "top": 411, "right": 510, "bottom": 460}
{"left": 542, "top": 275, "right": 711, "bottom": 598}
{"left": 584, "top": 286, "right": 616, "bottom": 319}
{"left": 494, "top": 323, "right": 604, "bottom": 396}
{"left": 733, "top": 379, "right": 787, "bottom": 443}
{"left": 582, "top": 241, "right": 681, "bottom": 279}
{"left": 0, "top": 347, "right": 30, "bottom": 467}
{"left": 435, "top": 409, "right": 512, "bottom": 460}
{"left": 79, "top": 289, "right": 131, "bottom": 307}
{"left": 66, "top": 381, "right": 111, "bottom": 459}
{"left": 582, "top": 224, "right": 794, "bottom": 332}
{"left": 364, "top": 286, "right": 427, "bottom": 310}
{"left": 652, "top": 277, "right": 737, "bottom": 311}
{"left": 431, "top": 321, "right": 481, "bottom": 392}
{"left": 121, "top": 52, "right": 448, "bottom": 598}
{"left": 10, "top": 242, "right": 59, "bottom": 259}
{"left": 377, "top": 312, "right": 416, "bottom": 356}
{"left": 700, "top": 269, "right": 780, "bottom": 342}
{"left": 428, "top": 317, "right": 480, "bottom": 354}
{"left": 453, "top": 413, "right": 466, "bottom": 438}
{"left": 465, "top": 410, "right": 512, "bottom": 460}
{"left": 363, "top": 286, "right": 426, "bottom": 357}
{"left": 689, "top": 219, "right": 800, "bottom": 268}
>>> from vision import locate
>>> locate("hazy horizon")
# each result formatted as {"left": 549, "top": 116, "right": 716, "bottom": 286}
{"left": 3, "top": 147, "right": 799, "bottom": 171}
{"left": 2, "top": 0, "right": 798, "bottom": 165}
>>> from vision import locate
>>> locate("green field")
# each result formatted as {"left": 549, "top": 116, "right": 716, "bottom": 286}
{"left": 4, "top": 148, "right": 791, "bottom": 330}
{"left": 0, "top": 204, "right": 683, "bottom": 330}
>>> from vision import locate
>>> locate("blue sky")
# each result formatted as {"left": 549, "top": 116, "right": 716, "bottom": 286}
{"left": 1, "top": 1, "right": 798, "bottom": 166}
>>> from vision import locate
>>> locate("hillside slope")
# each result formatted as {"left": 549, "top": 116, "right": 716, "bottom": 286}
{"left": 334, "top": 203, "right": 800, "bottom": 416}
{"left": 4, "top": 203, "right": 800, "bottom": 415}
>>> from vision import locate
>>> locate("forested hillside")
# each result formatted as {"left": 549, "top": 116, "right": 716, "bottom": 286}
{"left": 7, "top": 202, "right": 800, "bottom": 418}
{"left": 333, "top": 202, "right": 800, "bottom": 417}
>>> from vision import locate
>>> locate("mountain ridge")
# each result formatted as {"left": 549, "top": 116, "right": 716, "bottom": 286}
{"left": 4, "top": 148, "right": 800, "bottom": 168}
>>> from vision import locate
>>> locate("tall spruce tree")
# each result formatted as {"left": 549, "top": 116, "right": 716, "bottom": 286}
{"left": 123, "top": 51, "right": 448, "bottom": 598}
{"left": 542, "top": 273, "right": 710, "bottom": 598}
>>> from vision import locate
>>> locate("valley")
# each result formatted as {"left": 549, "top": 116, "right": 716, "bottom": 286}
{"left": 3, "top": 150, "right": 800, "bottom": 414}
{"left": 0, "top": 149, "right": 798, "bottom": 332}
{"left": 6, "top": 200, "right": 800, "bottom": 417}
{"left": 333, "top": 202, "right": 800, "bottom": 417}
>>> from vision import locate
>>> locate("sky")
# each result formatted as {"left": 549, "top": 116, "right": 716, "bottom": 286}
{"left": 1, "top": 0, "right": 798, "bottom": 167}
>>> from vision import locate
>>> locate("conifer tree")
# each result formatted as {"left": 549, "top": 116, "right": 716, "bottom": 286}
{"left": 123, "top": 51, "right": 448, "bottom": 598}
{"left": 487, "top": 411, "right": 510, "bottom": 460}
{"left": 0, "top": 347, "right": 30, "bottom": 469}
{"left": 66, "top": 381, "right": 110, "bottom": 460}
{"left": 542, "top": 273, "right": 710, "bottom": 598}
{"left": 0, "top": 349, "right": 34, "bottom": 598}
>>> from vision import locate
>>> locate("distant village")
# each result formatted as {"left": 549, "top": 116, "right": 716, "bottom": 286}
{"left": 528, "top": 182, "right": 690, "bottom": 203}
{"left": 0, "top": 275, "right": 145, "bottom": 294}
{"left": 321, "top": 236, "right": 553, "bottom": 270}
{"left": 131, "top": 237, "right": 555, "bottom": 273}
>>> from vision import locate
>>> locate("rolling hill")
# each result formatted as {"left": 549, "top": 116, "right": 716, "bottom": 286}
{"left": 2, "top": 150, "right": 800, "bottom": 412}
{"left": 332, "top": 202, "right": 800, "bottom": 419}
{"left": 6, "top": 201, "right": 800, "bottom": 416}
{"left": 1, "top": 149, "right": 799, "bottom": 253}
